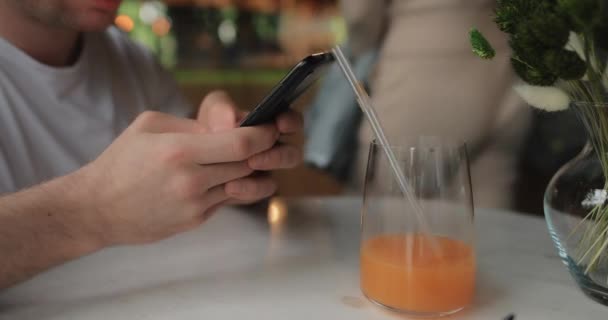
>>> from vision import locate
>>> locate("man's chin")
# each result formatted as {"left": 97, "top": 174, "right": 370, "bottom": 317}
{"left": 73, "top": 11, "right": 116, "bottom": 31}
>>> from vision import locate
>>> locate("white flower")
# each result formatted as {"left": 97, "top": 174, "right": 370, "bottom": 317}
{"left": 565, "top": 32, "right": 585, "bottom": 60}
{"left": 514, "top": 84, "right": 571, "bottom": 112}
{"left": 565, "top": 32, "right": 591, "bottom": 80}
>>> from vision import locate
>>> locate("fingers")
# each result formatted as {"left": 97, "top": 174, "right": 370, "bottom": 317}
{"left": 224, "top": 175, "right": 277, "bottom": 202}
{"left": 203, "top": 201, "right": 227, "bottom": 218}
{"left": 182, "top": 186, "right": 230, "bottom": 231}
{"left": 193, "top": 175, "right": 278, "bottom": 226}
{"left": 197, "top": 161, "right": 253, "bottom": 190}
{"left": 132, "top": 111, "right": 206, "bottom": 134}
{"left": 197, "top": 90, "right": 302, "bottom": 136}
{"left": 275, "top": 110, "right": 303, "bottom": 135}
{"left": 248, "top": 144, "right": 302, "bottom": 170}
{"left": 197, "top": 91, "right": 239, "bottom": 132}
{"left": 131, "top": 101, "right": 302, "bottom": 138}
{"left": 191, "top": 185, "right": 229, "bottom": 225}
{"left": 202, "top": 184, "right": 230, "bottom": 208}
{"left": 166, "top": 124, "right": 279, "bottom": 164}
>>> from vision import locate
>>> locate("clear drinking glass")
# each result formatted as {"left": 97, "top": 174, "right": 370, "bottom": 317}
{"left": 360, "top": 137, "right": 476, "bottom": 317}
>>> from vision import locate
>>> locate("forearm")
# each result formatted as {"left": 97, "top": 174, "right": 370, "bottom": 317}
{"left": 0, "top": 172, "right": 102, "bottom": 289}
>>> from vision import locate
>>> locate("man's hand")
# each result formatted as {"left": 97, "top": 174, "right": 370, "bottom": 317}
{"left": 196, "top": 91, "right": 304, "bottom": 203}
{"left": 77, "top": 108, "right": 281, "bottom": 245}
{"left": 0, "top": 104, "right": 281, "bottom": 288}
{"left": 0, "top": 91, "right": 303, "bottom": 289}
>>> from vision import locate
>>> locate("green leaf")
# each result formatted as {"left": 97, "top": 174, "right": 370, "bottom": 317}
{"left": 529, "top": 13, "right": 570, "bottom": 48}
{"left": 594, "top": 23, "right": 608, "bottom": 50}
{"left": 494, "top": 2, "right": 520, "bottom": 33}
{"left": 543, "top": 49, "right": 586, "bottom": 80}
{"left": 511, "top": 57, "right": 558, "bottom": 86}
{"left": 494, "top": 0, "right": 544, "bottom": 33}
{"left": 509, "top": 29, "right": 546, "bottom": 67}
{"left": 470, "top": 28, "right": 496, "bottom": 59}
{"left": 558, "top": 0, "right": 601, "bottom": 29}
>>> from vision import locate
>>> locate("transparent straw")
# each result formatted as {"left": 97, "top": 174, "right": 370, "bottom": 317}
{"left": 332, "top": 46, "right": 440, "bottom": 254}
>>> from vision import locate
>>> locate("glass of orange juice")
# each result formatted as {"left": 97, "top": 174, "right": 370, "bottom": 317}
{"left": 360, "top": 136, "right": 475, "bottom": 317}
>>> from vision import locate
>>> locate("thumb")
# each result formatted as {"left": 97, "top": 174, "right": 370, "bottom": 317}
{"left": 207, "top": 103, "right": 238, "bottom": 132}
{"left": 197, "top": 91, "right": 239, "bottom": 132}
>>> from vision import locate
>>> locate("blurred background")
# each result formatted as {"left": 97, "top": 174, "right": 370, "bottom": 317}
{"left": 113, "top": 0, "right": 587, "bottom": 215}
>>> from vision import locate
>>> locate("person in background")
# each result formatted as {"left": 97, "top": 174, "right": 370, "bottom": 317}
{"left": 343, "top": 0, "right": 531, "bottom": 209}
{"left": 0, "top": 0, "right": 303, "bottom": 289}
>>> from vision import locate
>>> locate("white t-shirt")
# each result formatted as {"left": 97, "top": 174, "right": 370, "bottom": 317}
{"left": 0, "top": 28, "right": 192, "bottom": 193}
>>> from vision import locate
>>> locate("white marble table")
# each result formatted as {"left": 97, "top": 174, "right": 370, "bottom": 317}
{"left": 0, "top": 197, "right": 606, "bottom": 319}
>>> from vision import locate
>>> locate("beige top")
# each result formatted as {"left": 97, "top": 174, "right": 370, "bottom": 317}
{"left": 342, "top": 0, "right": 531, "bottom": 209}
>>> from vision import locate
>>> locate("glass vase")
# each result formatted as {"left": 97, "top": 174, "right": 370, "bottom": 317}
{"left": 544, "top": 102, "right": 608, "bottom": 306}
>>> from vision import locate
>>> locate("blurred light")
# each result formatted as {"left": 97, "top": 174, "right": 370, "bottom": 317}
{"left": 218, "top": 19, "right": 237, "bottom": 45}
{"left": 267, "top": 198, "right": 287, "bottom": 226}
{"left": 115, "top": 14, "right": 134, "bottom": 32}
{"left": 152, "top": 17, "right": 172, "bottom": 36}
{"left": 140, "top": 1, "right": 162, "bottom": 25}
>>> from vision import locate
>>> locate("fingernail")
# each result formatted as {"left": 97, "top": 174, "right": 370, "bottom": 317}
{"left": 209, "top": 104, "right": 236, "bottom": 132}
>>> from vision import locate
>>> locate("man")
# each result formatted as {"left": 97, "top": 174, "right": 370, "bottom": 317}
{"left": 0, "top": 0, "right": 303, "bottom": 289}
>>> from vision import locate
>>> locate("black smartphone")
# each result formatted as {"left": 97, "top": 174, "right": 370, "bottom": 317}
{"left": 239, "top": 51, "right": 335, "bottom": 127}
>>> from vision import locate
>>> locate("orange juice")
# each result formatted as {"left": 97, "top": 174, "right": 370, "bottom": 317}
{"left": 360, "top": 234, "right": 475, "bottom": 313}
